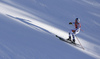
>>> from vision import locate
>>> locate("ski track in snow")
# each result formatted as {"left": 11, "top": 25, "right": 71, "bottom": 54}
{"left": 0, "top": 2, "right": 100, "bottom": 59}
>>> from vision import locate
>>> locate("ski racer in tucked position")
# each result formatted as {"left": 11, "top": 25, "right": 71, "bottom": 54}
{"left": 67, "top": 18, "right": 81, "bottom": 43}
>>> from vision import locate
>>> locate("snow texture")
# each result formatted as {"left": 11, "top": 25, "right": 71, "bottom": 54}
{"left": 0, "top": 0, "right": 100, "bottom": 59}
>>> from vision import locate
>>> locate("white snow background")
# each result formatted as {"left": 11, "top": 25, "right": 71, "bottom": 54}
{"left": 0, "top": 0, "right": 100, "bottom": 59}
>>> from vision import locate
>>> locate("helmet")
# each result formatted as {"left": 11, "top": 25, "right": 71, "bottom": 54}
{"left": 75, "top": 18, "right": 80, "bottom": 22}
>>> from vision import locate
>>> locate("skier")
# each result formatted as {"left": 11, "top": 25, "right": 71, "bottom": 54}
{"left": 67, "top": 18, "right": 81, "bottom": 43}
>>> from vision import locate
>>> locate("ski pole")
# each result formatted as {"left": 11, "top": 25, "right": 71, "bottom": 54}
{"left": 80, "top": 29, "right": 84, "bottom": 32}
{"left": 76, "top": 36, "right": 85, "bottom": 50}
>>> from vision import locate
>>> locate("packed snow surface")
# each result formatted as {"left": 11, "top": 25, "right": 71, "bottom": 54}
{"left": 0, "top": 0, "right": 100, "bottom": 59}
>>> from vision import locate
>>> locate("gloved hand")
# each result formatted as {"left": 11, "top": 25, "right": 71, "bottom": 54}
{"left": 69, "top": 22, "right": 72, "bottom": 24}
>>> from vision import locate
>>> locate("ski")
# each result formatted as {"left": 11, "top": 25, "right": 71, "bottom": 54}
{"left": 56, "top": 35, "right": 82, "bottom": 49}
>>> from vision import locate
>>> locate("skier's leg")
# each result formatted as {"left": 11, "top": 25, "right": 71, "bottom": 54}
{"left": 75, "top": 28, "right": 80, "bottom": 35}
{"left": 68, "top": 33, "right": 71, "bottom": 41}
{"left": 72, "top": 28, "right": 80, "bottom": 43}
{"left": 72, "top": 33, "right": 75, "bottom": 43}
{"left": 67, "top": 31, "right": 72, "bottom": 41}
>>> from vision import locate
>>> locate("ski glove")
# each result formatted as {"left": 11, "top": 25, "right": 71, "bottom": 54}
{"left": 69, "top": 22, "right": 72, "bottom": 24}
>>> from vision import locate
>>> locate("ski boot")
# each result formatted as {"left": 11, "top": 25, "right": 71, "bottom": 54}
{"left": 72, "top": 39, "right": 75, "bottom": 44}
{"left": 67, "top": 36, "right": 71, "bottom": 41}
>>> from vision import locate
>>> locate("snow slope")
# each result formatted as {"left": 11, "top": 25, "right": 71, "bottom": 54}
{"left": 0, "top": 0, "right": 100, "bottom": 59}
